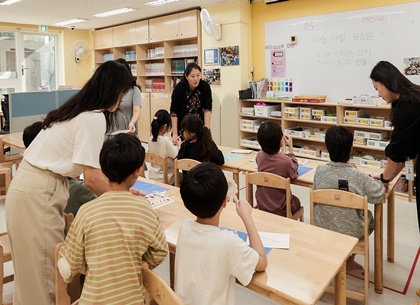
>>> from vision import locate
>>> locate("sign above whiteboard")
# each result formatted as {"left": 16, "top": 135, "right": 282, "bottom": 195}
{"left": 265, "top": 2, "right": 420, "bottom": 102}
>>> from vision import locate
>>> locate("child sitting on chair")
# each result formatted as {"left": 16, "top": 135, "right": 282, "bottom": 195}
{"left": 175, "top": 162, "right": 267, "bottom": 305}
{"left": 148, "top": 109, "right": 181, "bottom": 185}
{"left": 58, "top": 133, "right": 168, "bottom": 304}
{"left": 177, "top": 115, "right": 224, "bottom": 165}
{"left": 314, "top": 126, "right": 385, "bottom": 270}
{"left": 256, "top": 120, "right": 301, "bottom": 217}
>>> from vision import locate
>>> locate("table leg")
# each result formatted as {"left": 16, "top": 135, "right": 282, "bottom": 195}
{"left": 233, "top": 172, "right": 239, "bottom": 188}
{"left": 387, "top": 189, "right": 395, "bottom": 262}
{"left": 334, "top": 263, "right": 346, "bottom": 305}
{"left": 374, "top": 203, "right": 383, "bottom": 294}
{"left": 170, "top": 252, "right": 175, "bottom": 289}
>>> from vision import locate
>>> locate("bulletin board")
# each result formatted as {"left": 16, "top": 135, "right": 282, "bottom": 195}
{"left": 265, "top": 2, "right": 420, "bottom": 102}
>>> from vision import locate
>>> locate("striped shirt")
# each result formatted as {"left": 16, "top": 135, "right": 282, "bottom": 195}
{"left": 59, "top": 191, "right": 168, "bottom": 305}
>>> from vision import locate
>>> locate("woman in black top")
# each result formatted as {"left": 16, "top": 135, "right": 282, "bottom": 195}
{"left": 370, "top": 61, "right": 420, "bottom": 235}
{"left": 170, "top": 62, "right": 212, "bottom": 144}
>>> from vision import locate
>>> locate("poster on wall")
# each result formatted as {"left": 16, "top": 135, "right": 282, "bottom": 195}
{"left": 220, "top": 46, "right": 239, "bottom": 66}
{"left": 271, "top": 49, "right": 286, "bottom": 78}
{"left": 203, "top": 68, "right": 221, "bottom": 86}
{"left": 204, "top": 49, "right": 219, "bottom": 65}
{"left": 404, "top": 57, "right": 420, "bottom": 75}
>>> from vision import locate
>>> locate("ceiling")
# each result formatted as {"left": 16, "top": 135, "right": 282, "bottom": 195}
{"left": 0, "top": 0, "right": 236, "bottom": 31}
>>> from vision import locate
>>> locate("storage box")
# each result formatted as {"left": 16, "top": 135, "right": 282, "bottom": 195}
{"left": 284, "top": 127, "right": 305, "bottom": 138}
{"left": 354, "top": 130, "right": 369, "bottom": 138}
{"left": 321, "top": 151, "right": 330, "bottom": 160}
{"left": 241, "top": 119, "right": 262, "bottom": 131}
{"left": 311, "top": 108, "right": 327, "bottom": 117}
{"left": 345, "top": 109, "right": 363, "bottom": 117}
{"left": 286, "top": 113, "right": 299, "bottom": 119}
{"left": 241, "top": 137, "right": 261, "bottom": 149}
{"left": 320, "top": 115, "right": 337, "bottom": 123}
{"left": 367, "top": 131, "right": 387, "bottom": 140}
{"left": 356, "top": 117, "right": 370, "bottom": 125}
{"left": 354, "top": 136, "right": 368, "bottom": 145}
{"left": 384, "top": 120, "right": 392, "bottom": 128}
{"left": 254, "top": 105, "right": 281, "bottom": 117}
{"left": 367, "top": 139, "right": 390, "bottom": 148}
{"left": 300, "top": 107, "right": 311, "bottom": 114}
{"left": 360, "top": 158, "right": 382, "bottom": 168}
{"left": 300, "top": 113, "right": 311, "bottom": 120}
{"left": 369, "top": 118, "right": 384, "bottom": 127}
{"left": 292, "top": 95, "right": 327, "bottom": 103}
{"left": 284, "top": 106, "right": 300, "bottom": 115}
{"left": 300, "top": 148, "right": 321, "bottom": 158}
{"left": 344, "top": 116, "right": 357, "bottom": 124}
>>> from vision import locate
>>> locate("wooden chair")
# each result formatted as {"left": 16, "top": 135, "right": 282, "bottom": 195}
{"left": 0, "top": 138, "right": 23, "bottom": 170}
{"left": 0, "top": 163, "right": 12, "bottom": 201}
{"left": 145, "top": 152, "right": 169, "bottom": 184}
{"left": 310, "top": 189, "right": 369, "bottom": 305}
{"left": 55, "top": 243, "right": 81, "bottom": 305}
{"left": 173, "top": 159, "right": 201, "bottom": 187}
{"left": 245, "top": 172, "right": 304, "bottom": 222}
{"left": 142, "top": 262, "right": 184, "bottom": 305}
{"left": 0, "top": 232, "right": 13, "bottom": 305}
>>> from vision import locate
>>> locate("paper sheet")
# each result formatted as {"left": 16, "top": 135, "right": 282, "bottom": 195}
{"left": 108, "top": 129, "right": 130, "bottom": 136}
{"left": 231, "top": 149, "right": 253, "bottom": 154}
{"left": 247, "top": 232, "right": 290, "bottom": 249}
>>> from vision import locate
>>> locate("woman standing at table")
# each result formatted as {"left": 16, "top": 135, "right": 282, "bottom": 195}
{"left": 5, "top": 60, "right": 134, "bottom": 305}
{"left": 170, "top": 62, "right": 212, "bottom": 144}
{"left": 370, "top": 61, "right": 420, "bottom": 235}
{"left": 110, "top": 58, "right": 141, "bottom": 136}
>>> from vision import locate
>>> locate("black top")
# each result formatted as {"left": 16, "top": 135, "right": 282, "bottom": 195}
{"left": 385, "top": 93, "right": 420, "bottom": 162}
{"left": 170, "top": 79, "right": 212, "bottom": 134}
{"left": 177, "top": 140, "right": 224, "bottom": 165}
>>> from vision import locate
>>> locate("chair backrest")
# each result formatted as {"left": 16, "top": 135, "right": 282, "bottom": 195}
{"left": 145, "top": 152, "right": 169, "bottom": 184}
{"left": 174, "top": 159, "right": 201, "bottom": 187}
{"left": 309, "top": 188, "right": 369, "bottom": 304}
{"left": 246, "top": 171, "right": 304, "bottom": 221}
{"left": 142, "top": 262, "right": 184, "bottom": 305}
{"left": 1, "top": 231, "right": 14, "bottom": 305}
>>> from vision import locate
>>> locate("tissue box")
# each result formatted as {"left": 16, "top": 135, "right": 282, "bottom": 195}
{"left": 254, "top": 105, "right": 281, "bottom": 117}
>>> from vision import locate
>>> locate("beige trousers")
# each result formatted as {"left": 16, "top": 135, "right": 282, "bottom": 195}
{"left": 5, "top": 159, "right": 69, "bottom": 305}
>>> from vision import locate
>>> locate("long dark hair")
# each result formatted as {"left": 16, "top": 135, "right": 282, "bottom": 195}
{"left": 151, "top": 109, "right": 172, "bottom": 142}
{"left": 370, "top": 61, "right": 420, "bottom": 104}
{"left": 115, "top": 58, "right": 142, "bottom": 91}
{"left": 43, "top": 60, "right": 133, "bottom": 132}
{"left": 180, "top": 115, "right": 213, "bottom": 162}
{"left": 180, "top": 62, "right": 201, "bottom": 85}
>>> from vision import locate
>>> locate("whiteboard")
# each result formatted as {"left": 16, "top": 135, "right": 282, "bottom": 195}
{"left": 265, "top": 2, "right": 420, "bottom": 102}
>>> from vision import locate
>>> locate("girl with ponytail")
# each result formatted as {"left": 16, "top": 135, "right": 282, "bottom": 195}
{"left": 148, "top": 109, "right": 180, "bottom": 184}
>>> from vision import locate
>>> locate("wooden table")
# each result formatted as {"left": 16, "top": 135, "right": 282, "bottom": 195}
{"left": 239, "top": 158, "right": 398, "bottom": 294}
{"left": 1, "top": 132, "right": 25, "bottom": 151}
{"left": 140, "top": 177, "right": 358, "bottom": 305}
{"left": 218, "top": 146, "right": 257, "bottom": 187}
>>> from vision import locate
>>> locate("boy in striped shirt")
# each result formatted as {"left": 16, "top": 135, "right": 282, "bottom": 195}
{"left": 58, "top": 133, "right": 168, "bottom": 304}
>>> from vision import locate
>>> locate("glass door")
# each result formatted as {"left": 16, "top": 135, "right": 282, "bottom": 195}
{"left": 0, "top": 31, "right": 21, "bottom": 94}
{"left": 21, "top": 33, "right": 58, "bottom": 92}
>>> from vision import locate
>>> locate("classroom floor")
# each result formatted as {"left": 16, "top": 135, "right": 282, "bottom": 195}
{"left": 1, "top": 168, "right": 419, "bottom": 305}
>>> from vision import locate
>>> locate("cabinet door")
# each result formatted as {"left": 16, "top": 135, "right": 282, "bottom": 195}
{"left": 124, "top": 23, "right": 137, "bottom": 46}
{"left": 112, "top": 25, "right": 125, "bottom": 47}
{"left": 163, "top": 14, "right": 180, "bottom": 41}
{"left": 136, "top": 20, "right": 149, "bottom": 44}
{"left": 138, "top": 93, "right": 151, "bottom": 142}
{"left": 149, "top": 16, "right": 165, "bottom": 42}
{"left": 94, "top": 28, "right": 113, "bottom": 49}
{"left": 179, "top": 10, "right": 198, "bottom": 39}
{"left": 150, "top": 93, "right": 171, "bottom": 117}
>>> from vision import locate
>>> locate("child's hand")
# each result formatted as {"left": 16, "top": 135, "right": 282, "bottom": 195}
{"left": 129, "top": 187, "right": 146, "bottom": 197}
{"left": 234, "top": 197, "right": 252, "bottom": 220}
{"left": 175, "top": 137, "right": 182, "bottom": 147}
{"left": 283, "top": 135, "right": 293, "bottom": 147}
{"left": 172, "top": 134, "right": 178, "bottom": 145}
{"left": 348, "top": 161, "right": 357, "bottom": 168}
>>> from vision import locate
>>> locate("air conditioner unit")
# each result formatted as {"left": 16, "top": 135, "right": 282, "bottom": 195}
{"left": 264, "top": 0, "right": 288, "bottom": 4}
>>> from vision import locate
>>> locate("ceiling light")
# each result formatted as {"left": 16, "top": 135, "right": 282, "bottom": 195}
{"left": 145, "top": 0, "right": 180, "bottom": 6}
{"left": 94, "top": 8, "right": 135, "bottom": 18}
{"left": 0, "top": 0, "right": 21, "bottom": 6}
{"left": 54, "top": 19, "right": 88, "bottom": 26}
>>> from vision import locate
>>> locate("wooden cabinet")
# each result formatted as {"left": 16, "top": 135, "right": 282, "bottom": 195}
{"left": 94, "top": 28, "right": 113, "bottom": 49}
{"left": 112, "top": 24, "right": 137, "bottom": 47}
{"left": 135, "top": 20, "right": 149, "bottom": 44}
{"left": 138, "top": 93, "right": 151, "bottom": 142}
{"left": 149, "top": 16, "right": 165, "bottom": 42}
{"left": 150, "top": 93, "right": 171, "bottom": 118}
{"left": 164, "top": 10, "right": 198, "bottom": 41}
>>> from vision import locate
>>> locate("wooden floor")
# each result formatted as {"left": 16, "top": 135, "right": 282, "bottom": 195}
{"left": 1, "top": 175, "right": 419, "bottom": 305}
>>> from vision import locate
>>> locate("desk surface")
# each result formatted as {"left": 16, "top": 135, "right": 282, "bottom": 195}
{"left": 218, "top": 146, "right": 258, "bottom": 170}
{"left": 1, "top": 132, "right": 25, "bottom": 151}
{"left": 144, "top": 177, "right": 358, "bottom": 305}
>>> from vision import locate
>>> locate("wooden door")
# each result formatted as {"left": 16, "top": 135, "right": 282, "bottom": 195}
{"left": 112, "top": 25, "right": 125, "bottom": 47}
{"left": 150, "top": 93, "right": 171, "bottom": 119}
{"left": 136, "top": 20, "right": 149, "bottom": 44}
{"left": 149, "top": 16, "right": 165, "bottom": 42}
{"left": 163, "top": 14, "right": 180, "bottom": 41}
{"left": 138, "top": 93, "right": 151, "bottom": 142}
{"left": 179, "top": 10, "right": 198, "bottom": 39}
{"left": 94, "top": 28, "right": 113, "bottom": 49}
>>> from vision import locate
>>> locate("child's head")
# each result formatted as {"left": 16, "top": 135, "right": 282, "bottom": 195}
{"left": 325, "top": 126, "right": 353, "bottom": 162}
{"left": 151, "top": 109, "right": 172, "bottom": 142}
{"left": 180, "top": 162, "right": 228, "bottom": 219}
{"left": 100, "top": 133, "right": 145, "bottom": 184}
{"left": 23, "top": 121, "right": 43, "bottom": 148}
{"left": 180, "top": 115, "right": 203, "bottom": 141}
{"left": 257, "top": 120, "right": 282, "bottom": 155}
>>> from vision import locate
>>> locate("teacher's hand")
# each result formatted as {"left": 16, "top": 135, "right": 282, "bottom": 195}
{"left": 128, "top": 121, "right": 136, "bottom": 133}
